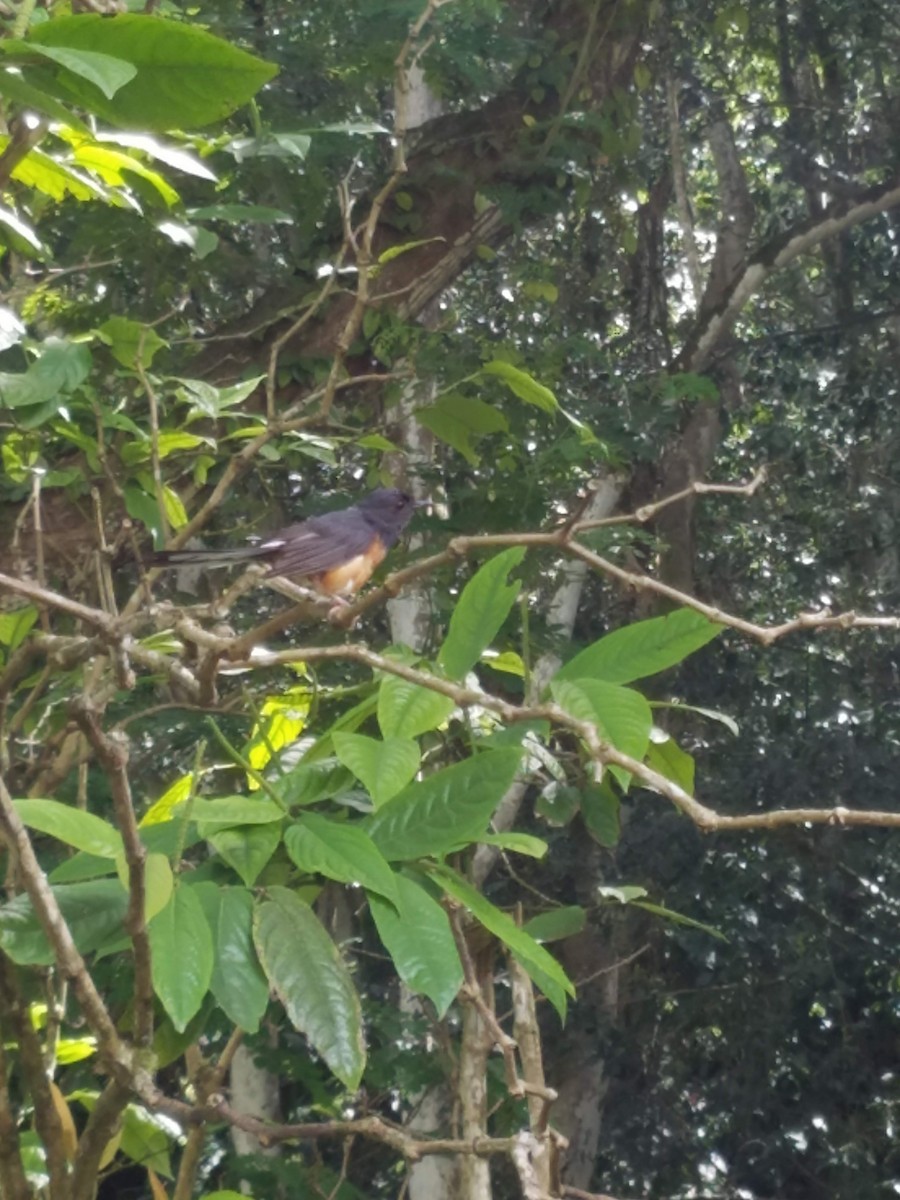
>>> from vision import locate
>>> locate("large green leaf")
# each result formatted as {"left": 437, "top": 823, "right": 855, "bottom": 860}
{"left": 27, "top": 14, "right": 278, "bottom": 130}
{"left": 551, "top": 679, "right": 652, "bottom": 790}
{"left": 365, "top": 748, "right": 522, "bottom": 861}
{"left": 377, "top": 673, "right": 455, "bottom": 739}
{"left": 428, "top": 865, "right": 574, "bottom": 1020}
{"left": 190, "top": 795, "right": 284, "bottom": 831}
{"left": 194, "top": 884, "right": 269, "bottom": 1033}
{"left": 14, "top": 799, "right": 123, "bottom": 859}
{"left": 0, "top": 338, "right": 92, "bottom": 410}
{"left": 13, "top": 42, "right": 136, "bottom": 100}
{"left": 438, "top": 547, "right": 525, "bottom": 680}
{"left": 369, "top": 873, "right": 462, "bottom": 1017}
{"left": 555, "top": 608, "right": 722, "bottom": 685}
{"left": 253, "top": 887, "right": 365, "bottom": 1090}
{"left": 332, "top": 732, "right": 420, "bottom": 807}
{"left": 148, "top": 885, "right": 214, "bottom": 1032}
{"left": 209, "top": 822, "right": 280, "bottom": 887}
{"left": 0, "top": 880, "right": 128, "bottom": 965}
{"left": 285, "top": 814, "right": 399, "bottom": 904}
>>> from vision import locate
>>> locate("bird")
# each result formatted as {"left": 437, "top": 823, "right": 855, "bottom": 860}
{"left": 147, "top": 488, "right": 425, "bottom": 599}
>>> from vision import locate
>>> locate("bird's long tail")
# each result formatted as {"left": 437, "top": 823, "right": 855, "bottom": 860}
{"left": 148, "top": 545, "right": 265, "bottom": 568}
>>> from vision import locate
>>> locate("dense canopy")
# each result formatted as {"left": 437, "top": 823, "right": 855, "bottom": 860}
{"left": 0, "top": 2, "right": 896, "bottom": 1199}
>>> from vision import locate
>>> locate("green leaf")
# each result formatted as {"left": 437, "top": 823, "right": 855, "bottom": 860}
{"left": 651, "top": 699, "right": 739, "bottom": 737}
{"left": 12, "top": 147, "right": 103, "bottom": 202}
{"left": 0, "top": 880, "right": 128, "bottom": 965}
{"left": 142, "top": 853, "right": 174, "bottom": 923}
{"left": 482, "top": 360, "right": 558, "bottom": 412}
{"left": 556, "top": 608, "right": 722, "bottom": 685}
{"left": 366, "top": 748, "right": 522, "bottom": 861}
{"left": 580, "top": 783, "right": 620, "bottom": 846}
{"left": 416, "top": 394, "right": 508, "bottom": 464}
{"left": 162, "top": 485, "right": 188, "bottom": 529}
{"left": 285, "top": 814, "right": 399, "bottom": 904}
{"left": 522, "top": 906, "right": 586, "bottom": 943}
{"left": 48, "top": 853, "right": 117, "bottom": 885}
{"left": 148, "top": 885, "right": 214, "bottom": 1031}
{"left": 0, "top": 204, "right": 46, "bottom": 258}
{"left": 274, "top": 759, "right": 356, "bottom": 808}
{"left": 97, "top": 130, "right": 217, "bottom": 179}
{"left": 0, "top": 66, "right": 90, "bottom": 131}
{"left": 123, "top": 484, "right": 163, "bottom": 547}
{"left": 0, "top": 338, "right": 91, "bottom": 410}
{"left": 483, "top": 650, "right": 526, "bottom": 677}
{"left": 369, "top": 873, "right": 462, "bottom": 1017}
{"left": 428, "top": 865, "right": 574, "bottom": 1020}
{"left": 19, "top": 43, "right": 137, "bottom": 100}
{"left": 119, "top": 1104, "right": 173, "bottom": 1177}
{"left": 551, "top": 679, "right": 652, "bottom": 789}
{"left": 332, "top": 732, "right": 420, "bottom": 807}
{"left": 73, "top": 144, "right": 179, "bottom": 205}
{"left": 254, "top": 887, "right": 365, "bottom": 1090}
{"left": 439, "top": 547, "right": 525, "bottom": 680}
{"left": 477, "top": 832, "right": 547, "bottom": 858}
{"left": 72, "top": 1092, "right": 173, "bottom": 1177}
{"left": 97, "top": 316, "right": 166, "bottom": 369}
{"left": 631, "top": 900, "right": 727, "bottom": 941}
{"left": 227, "top": 131, "right": 310, "bottom": 161}
{"left": 377, "top": 673, "right": 455, "bottom": 740}
{"left": 28, "top": 15, "right": 278, "bottom": 131}
{"left": 597, "top": 885, "right": 648, "bottom": 904}
{"left": 194, "top": 884, "right": 269, "bottom": 1033}
{"left": 209, "top": 822, "right": 280, "bottom": 887}
{"left": 535, "top": 782, "right": 580, "bottom": 826}
{"left": 174, "top": 375, "right": 265, "bottom": 418}
{"left": 187, "top": 203, "right": 291, "bottom": 224}
{"left": 376, "top": 236, "right": 444, "bottom": 265}
{"left": 14, "top": 799, "right": 123, "bottom": 859}
{"left": 190, "top": 796, "right": 285, "bottom": 831}
{"left": 646, "top": 736, "right": 695, "bottom": 795}
{"left": 0, "top": 606, "right": 37, "bottom": 649}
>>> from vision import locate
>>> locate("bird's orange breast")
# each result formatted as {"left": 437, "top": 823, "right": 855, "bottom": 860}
{"left": 315, "top": 537, "right": 387, "bottom": 596}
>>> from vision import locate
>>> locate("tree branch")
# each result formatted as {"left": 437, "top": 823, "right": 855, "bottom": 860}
{"left": 71, "top": 703, "right": 154, "bottom": 1049}
{"left": 680, "top": 176, "right": 900, "bottom": 369}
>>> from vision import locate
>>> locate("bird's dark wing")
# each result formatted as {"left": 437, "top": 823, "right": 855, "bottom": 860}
{"left": 261, "top": 509, "right": 378, "bottom": 578}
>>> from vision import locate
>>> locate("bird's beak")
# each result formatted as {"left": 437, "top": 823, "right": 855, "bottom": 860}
{"left": 414, "top": 498, "right": 431, "bottom": 509}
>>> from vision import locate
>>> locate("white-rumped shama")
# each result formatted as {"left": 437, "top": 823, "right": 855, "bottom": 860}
{"left": 148, "top": 488, "right": 424, "bottom": 597}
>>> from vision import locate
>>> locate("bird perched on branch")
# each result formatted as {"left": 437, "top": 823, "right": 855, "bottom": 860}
{"left": 148, "top": 488, "right": 425, "bottom": 599}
